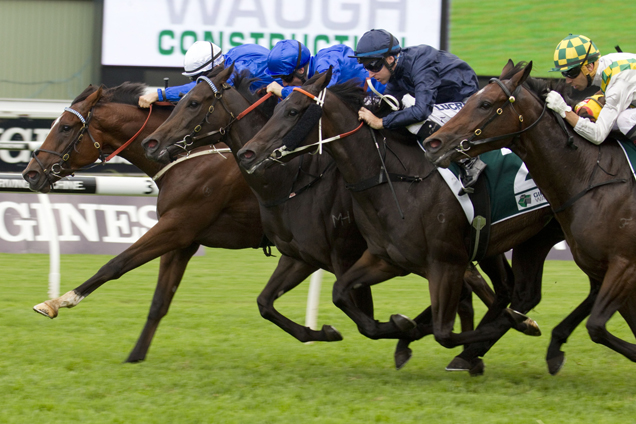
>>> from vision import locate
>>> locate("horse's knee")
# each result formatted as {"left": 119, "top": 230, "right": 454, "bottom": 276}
{"left": 332, "top": 286, "right": 348, "bottom": 309}
{"left": 434, "top": 331, "right": 455, "bottom": 348}
{"left": 256, "top": 294, "right": 274, "bottom": 320}
{"left": 586, "top": 321, "right": 606, "bottom": 344}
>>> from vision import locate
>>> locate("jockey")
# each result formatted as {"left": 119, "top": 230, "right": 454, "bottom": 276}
{"left": 546, "top": 34, "right": 636, "bottom": 144}
{"left": 138, "top": 41, "right": 276, "bottom": 107}
{"left": 264, "top": 39, "right": 385, "bottom": 99}
{"left": 352, "top": 29, "right": 484, "bottom": 190}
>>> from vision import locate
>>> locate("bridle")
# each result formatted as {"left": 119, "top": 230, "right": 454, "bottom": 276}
{"left": 170, "top": 75, "right": 273, "bottom": 154}
{"left": 453, "top": 78, "right": 548, "bottom": 157}
{"left": 31, "top": 103, "right": 156, "bottom": 188}
{"left": 269, "top": 87, "right": 364, "bottom": 161}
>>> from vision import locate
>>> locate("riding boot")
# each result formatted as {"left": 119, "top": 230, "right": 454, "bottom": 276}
{"left": 458, "top": 156, "right": 487, "bottom": 194}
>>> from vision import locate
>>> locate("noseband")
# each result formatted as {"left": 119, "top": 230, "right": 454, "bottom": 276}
{"left": 454, "top": 78, "right": 548, "bottom": 156}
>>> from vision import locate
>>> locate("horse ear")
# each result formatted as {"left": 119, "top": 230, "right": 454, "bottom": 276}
{"left": 499, "top": 59, "right": 515, "bottom": 78}
{"left": 217, "top": 63, "right": 235, "bottom": 84}
{"left": 307, "top": 67, "right": 332, "bottom": 93}
{"left": 510, "top": 61, "right": 533, "bottom": 88}
{"left": 84, "top": 86, "right": 103, "bottom": 109}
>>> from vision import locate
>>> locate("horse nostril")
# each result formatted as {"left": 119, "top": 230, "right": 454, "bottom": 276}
{"left": 241, "top": 150, "right": 254, "bottom": 160}
{"left": 144, "top": 139, "right": 158, "bottom": 150}
{"left": 428, "top": 139, "right": 441, "bottom": 150}
{"left": 25, "top": 171, "right": 38, "bottom": 182}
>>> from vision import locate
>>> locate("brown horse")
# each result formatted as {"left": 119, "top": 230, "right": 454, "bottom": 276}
{"left": 22, "top": 83, "right": 264, "bottom": 362}
{"left": 141, "top": 65, "right": 526, "bottom": 371}
{"left": 423, "top": 60, "right": 636, "bottom": 374}
{"left": 235, "top": 69, "right": 565, "bottom": 373}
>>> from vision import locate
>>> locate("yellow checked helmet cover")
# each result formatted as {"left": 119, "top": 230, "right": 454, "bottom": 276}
{"left": 550, "top": 34, "right": 600, "bottom": 72}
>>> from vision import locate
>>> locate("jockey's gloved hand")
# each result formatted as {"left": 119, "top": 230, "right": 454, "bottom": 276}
{"left": 546, "top": 91, "right": 572, "bottom": 118}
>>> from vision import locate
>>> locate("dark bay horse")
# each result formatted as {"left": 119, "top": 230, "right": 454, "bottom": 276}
{"left": 22, "top": 83, "right": 264, "bottom": 362}
{"left": 141, "top": 65, "right": 521, "bottom": 371}
{"left": 236, "top": 69, "right": 564, "bottom": 373}
{"left": 424, "top": 60, "right": 636, "bottom": 374}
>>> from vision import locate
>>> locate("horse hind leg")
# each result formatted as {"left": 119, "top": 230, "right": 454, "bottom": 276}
{"left": 126, "top": 243, "right": 199, "bottom": 363}
{"left": 586, "top": 261, "right": 636, "bottom": 363}
{"left": 257, "top": 255, "right": 340, "bottom": 342}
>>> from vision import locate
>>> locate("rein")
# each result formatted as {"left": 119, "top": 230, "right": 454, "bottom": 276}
{"left": 172, "top": 76, "right": 274, "bottom": 154}
{"left": 457, "top": 77, "right": 626, "bottom": 213}
{"left": 269, "top": 87, "right": 364, "bottom": 161}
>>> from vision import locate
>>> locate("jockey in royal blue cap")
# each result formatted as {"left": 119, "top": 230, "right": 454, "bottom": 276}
{"left": 352, "top": 29, "right": 484, "bottom": 191}
{"left": 139, "top": 42, "right": 277, "bottom": 107}
{"left": 264, "top": 39, "right": 385, "bottom": 99}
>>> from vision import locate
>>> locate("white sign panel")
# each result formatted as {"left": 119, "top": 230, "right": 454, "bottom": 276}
{"left": 102, "top": 0, "right": 442, "bottom": 67}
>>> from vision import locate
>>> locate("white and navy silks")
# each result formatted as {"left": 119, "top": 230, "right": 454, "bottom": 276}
{"left": 379, "top": 44, "right": 479, "bottom": 136}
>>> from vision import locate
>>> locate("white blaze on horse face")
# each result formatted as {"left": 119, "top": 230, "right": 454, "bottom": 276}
{"left": 476, "top": 87, "right": 486, "bottom": 96}
{"left": 51, "top": 115, "right": 62, "bottom": 130}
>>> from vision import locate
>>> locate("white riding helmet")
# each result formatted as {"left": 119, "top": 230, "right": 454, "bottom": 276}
{"left": 182, "top": 41, "right": 224, "bottom": 77}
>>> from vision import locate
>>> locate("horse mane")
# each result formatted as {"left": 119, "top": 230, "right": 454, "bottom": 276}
{"left": 71, "top": 82, "right": 149, "bottom": 107}
{"left": 231, "top": 68, "right": 277, "bottom": 118}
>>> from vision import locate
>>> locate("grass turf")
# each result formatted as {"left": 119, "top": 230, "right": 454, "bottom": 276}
{"left": 1, "top": 249, "right": 635, "bottom": 423}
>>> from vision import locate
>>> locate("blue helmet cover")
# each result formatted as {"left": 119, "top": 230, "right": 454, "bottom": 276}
{"left": 267, "top": 40, "right": 311, "bottom": 77}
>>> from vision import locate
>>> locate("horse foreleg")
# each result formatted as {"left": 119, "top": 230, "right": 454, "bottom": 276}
{"left": 546, "top": 277, "right": 600, "bottom": 375}
{"left": 257, "top": 255, "right": 339, "bottom": 342}
{"left": 33, "top": 218, "right": 195, "bottom": 319}
{"left": 332, "top": 250, "right": 410, "bottom": 340}
{"left": 126, "top": 243, "right": 199, "bottom": 363}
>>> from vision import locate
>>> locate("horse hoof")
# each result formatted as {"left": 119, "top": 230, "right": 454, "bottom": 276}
{"left": 446, "top": 356, "right": 471, "bottom": 371}
{"left": 469, "top": 358, "right": 485, "bottom": 376}
{"left": 33, "top": 301, "right": 57, "bottom": 319}
{"left": 505, "top": 309, "right": 540, "bottom": 336}
{"left": 547, "top": 352, "right": 565, "bottom": 375}
{"left": 322, "top": 325, "right": 343, "bottom": 342}
{"left": 521, "top": 318, "right": 541, "bottom": 336}
{"left": 395, "top": 347, "right": 413, "bottom": 370}
{"left": 390, "top": 314, "right": 416, "bottom": 332}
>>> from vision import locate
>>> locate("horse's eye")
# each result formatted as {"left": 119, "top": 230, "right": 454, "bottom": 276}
{"left": 480, "top": 101, "right": 492, "bottom": 110}
{"left": 188, "top": 100, "right": 200, "bottom": 108}
{"left": 288, "top": 109, "right": 298, "bottom": 117}
{"left": 60, "top": 125, "right": 71, "bottom": 132}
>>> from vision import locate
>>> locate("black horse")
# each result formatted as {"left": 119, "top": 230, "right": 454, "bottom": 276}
{"left": 141, "top": 65, "right": 525, "bottom": 371}
{"left": 235, "top": 69, "right": 564, "bottom": 374}
{"left": 424, "top": 60, "right": 636, "bottom": 374}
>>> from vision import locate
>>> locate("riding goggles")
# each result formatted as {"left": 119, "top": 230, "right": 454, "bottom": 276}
{"left": 561, "top": 66, "right": 582, "bottom": 79}
{"left": 362, "top": 59, "right": 384, "bottom": 73}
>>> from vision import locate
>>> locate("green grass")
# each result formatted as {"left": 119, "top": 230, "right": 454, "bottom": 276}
{"left": 450, "top": 1, "right": 636, "bottom": 78}
{"left": 1, "top": 249, "right": 635, "bottom": 423}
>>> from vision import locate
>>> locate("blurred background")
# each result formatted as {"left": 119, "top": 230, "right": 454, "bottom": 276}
{"left": 1, "top": 0, "right": 633, "bottom": 100}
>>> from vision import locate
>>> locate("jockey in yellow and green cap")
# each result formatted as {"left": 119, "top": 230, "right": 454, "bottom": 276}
{"left": 545, "top": 34, "right": 636, "bottom": 144}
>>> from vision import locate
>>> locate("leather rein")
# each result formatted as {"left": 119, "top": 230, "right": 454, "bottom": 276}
{"left": 453, "top": 77, "right": 625, "bottom": 213}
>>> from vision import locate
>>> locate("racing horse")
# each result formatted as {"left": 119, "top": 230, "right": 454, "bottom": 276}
{"left": 22, "top": 83, "right": 267, "bottom": 362}
{"left": 423, "top": 60, "right": 636, "bottom": 374}
{"left": 144, "top": 64, "right": 550, "bottom": 373}
{"left": 235, "top": 69, "right": 565, "bottom": 373}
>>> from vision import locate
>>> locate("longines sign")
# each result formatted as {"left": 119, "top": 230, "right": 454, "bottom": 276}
{"left": 102, "top": 0, "right": 443, "bottom": 67}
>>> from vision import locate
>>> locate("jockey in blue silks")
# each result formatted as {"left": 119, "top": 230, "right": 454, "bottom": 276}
{"left": 264, "top": 39, "right": 386, "bottom": 100}
{"left": 138, "top": 41, "right": 276, "bottom": 107}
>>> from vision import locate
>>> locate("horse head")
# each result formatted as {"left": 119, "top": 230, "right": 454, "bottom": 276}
{"left": 142, "top": 63, "right": 238, "bottom": 164}
{"left": 237, "top": 68, "right": 333, "bottom": 174}
{"left": 424, "top": 60, "right": 533, "bottom": 168}
{"left": 22, "top": 85, "right": 104, "bottom": 192}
